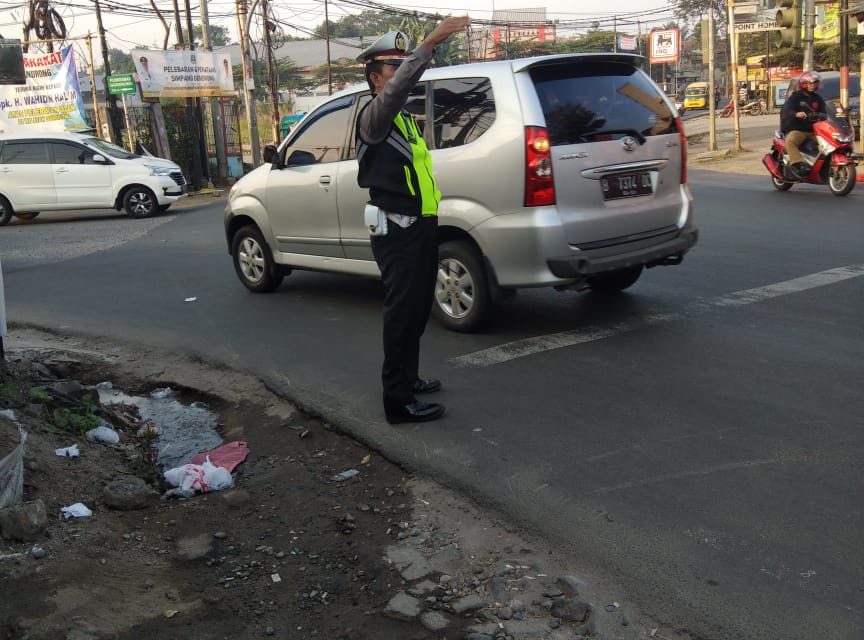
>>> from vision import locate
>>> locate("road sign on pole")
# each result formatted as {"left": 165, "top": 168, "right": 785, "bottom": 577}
{"left": 734, "top": 20, "right": 781, "bottom": 32}
{"left": 106, "top": 73, "right": 136, "bottom": 95}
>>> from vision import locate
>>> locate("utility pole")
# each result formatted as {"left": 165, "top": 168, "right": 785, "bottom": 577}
{"left": 236, "top": 0, "right": 261, "bottom": 168}
{"left": 261, "top": 0, "right": 281, "bottom": 143}
{"left": 324, "top": 0, "right": 333, "bottom": 95}
{"left": 802, "top": 0, "right": 815, "bottom": 71}
{"left": 708, "top": 8, "right": 717, "bottom": 152}
{"left": 727, "top": 0, "right": 742, "bottom": 151}
{"left": 85, "top": 34, "right": 103, "bottom": 137}
{"left": 93, "top": 0, "right": 120, "bottom": 143}
{"left": 170, "top": 0, "right": 203, "bottom": 189}
{"left": 840, "top": 0, "right": 849, "bottom": 108}
{"left": 184, "top": 0, "right": 210, "bottom": 188}
{"left": 200, "top": 0, "right": 228, "bottom": 182}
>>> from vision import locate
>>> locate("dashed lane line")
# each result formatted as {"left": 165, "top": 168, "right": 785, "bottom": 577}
{"left": 449, "top": 264, "right": 864, "bottom": 369}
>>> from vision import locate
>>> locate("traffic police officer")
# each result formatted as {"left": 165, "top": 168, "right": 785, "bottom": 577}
{"left": 356, "top": 16, "right": 470, "bottom": 424}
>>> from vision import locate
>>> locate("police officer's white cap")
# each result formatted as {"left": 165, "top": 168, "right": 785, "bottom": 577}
{"left": 356, "top": 31, "right": 411, "bottom": 64}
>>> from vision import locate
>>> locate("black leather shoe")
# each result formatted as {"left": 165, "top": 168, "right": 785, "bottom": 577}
{"left": 385, "top": 401, "right": 445, "bottom": 424}
{"left": 412, "top": 378, "right": 442, "bottom": 394}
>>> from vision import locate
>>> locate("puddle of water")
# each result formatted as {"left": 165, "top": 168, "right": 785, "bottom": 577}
{"left": 97, "top": 386, "right": 222, "bottom": 469}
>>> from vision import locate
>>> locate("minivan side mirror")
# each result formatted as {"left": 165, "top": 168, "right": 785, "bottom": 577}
{"left": 285, "top": 150, "right": 317, "bottom": 167}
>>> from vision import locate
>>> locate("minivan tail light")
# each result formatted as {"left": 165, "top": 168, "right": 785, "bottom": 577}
{"left": 675, "top": 116, "right": 687, "bottom": 184}
{"left": 524, "top": 126, "right": 555, "bottom": 207}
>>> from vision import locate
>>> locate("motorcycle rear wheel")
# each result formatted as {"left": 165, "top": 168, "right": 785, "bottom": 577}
{"left": 771, "top": 175, "right": 793, "bottom": 191}
{"left": 828, "top": 164, "right": 856, "bottom": 196}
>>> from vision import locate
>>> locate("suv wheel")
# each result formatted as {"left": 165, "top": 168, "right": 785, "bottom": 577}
{"left": 232, "top": 225, "right": 285, "bottom": 293}
{"left": 433, "top": 240, "right": 491, "bottom": 333}
{"left": 123, "top": 186, "right": 157, "bottom": 218}
{"left": 0, "top": 196, "right": 13, "bottom": 226}
{"left": 588, "top": 265, "right": 643, "bottom": 293}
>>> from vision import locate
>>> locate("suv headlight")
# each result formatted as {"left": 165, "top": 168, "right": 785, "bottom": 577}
{"left": 146, "top": 165, "right": 174, "bottom": 176}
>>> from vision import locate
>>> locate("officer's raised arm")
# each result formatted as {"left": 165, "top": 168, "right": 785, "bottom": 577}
{"left": 357, "top": 16, "right": 471, "bottom": 144}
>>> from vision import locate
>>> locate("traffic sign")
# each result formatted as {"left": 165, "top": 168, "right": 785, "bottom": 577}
{"left": 107, "top": 73, "right": 136, "bottom": 95}
{"left": 733, "top": 20, "right": 780, "bottom": 33}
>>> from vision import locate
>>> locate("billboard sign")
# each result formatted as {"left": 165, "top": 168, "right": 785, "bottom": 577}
{"left": 649, "top": 29, "right": 680, "bottom": 65}
{"left": 131, "top": 49, "right": 235, "bottom": 99}
{"left": 0, "top": 45, "right": 88, "bottom": 133}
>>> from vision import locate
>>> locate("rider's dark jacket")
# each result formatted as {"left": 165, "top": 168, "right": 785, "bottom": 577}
{"left": 781, "top": 89, "right": 827, "bottom": 134}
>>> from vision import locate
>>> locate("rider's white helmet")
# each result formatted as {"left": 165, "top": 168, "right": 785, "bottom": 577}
{"left": 799, "top": 70, "right": 821, "bottom": 91}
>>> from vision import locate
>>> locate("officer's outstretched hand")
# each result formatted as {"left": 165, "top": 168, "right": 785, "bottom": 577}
{"left": 424, "top": 16, "right": 472, "bottom": 47}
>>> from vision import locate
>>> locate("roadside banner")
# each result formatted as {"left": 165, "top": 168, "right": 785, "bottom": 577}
{"left": 0, "top": 45, "right": 88, "bottom": 134}
{"left": 131, "top": 49, "right": 235, "bottom": 99}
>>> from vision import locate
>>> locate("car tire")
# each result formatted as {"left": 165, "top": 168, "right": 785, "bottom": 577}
{"left": 588, "top": 265, "right": 643, "bottom": 294}
{"left": 14, "top": 211, "right": 40, "bottom": 220}
{"left": 0, "top": 196, "right": 13, "bottom": 226}
{"left": 123, "top": 186, "right": 157, "bottom": 218}
{"left": 231, "top": 225, "right": 284, "bottom": 293}
{"left": 433, "top": 240, "right": 491, "bottom": 333}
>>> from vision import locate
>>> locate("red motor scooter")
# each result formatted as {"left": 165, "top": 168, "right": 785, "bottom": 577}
{"left": 762, "top": 107, "right": 858, "bottom": 196}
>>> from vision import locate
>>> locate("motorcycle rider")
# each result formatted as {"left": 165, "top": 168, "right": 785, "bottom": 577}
{"left": 780, "top": 70, "right": 827, "bottom": 179}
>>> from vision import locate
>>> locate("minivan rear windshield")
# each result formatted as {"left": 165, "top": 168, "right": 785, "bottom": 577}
{"left": 531, "top": 62, "right": 677, "bottom": 145}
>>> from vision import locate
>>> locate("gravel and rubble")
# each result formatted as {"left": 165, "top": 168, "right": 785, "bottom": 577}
{"left": 0, "top": 328, "right": 683, "bottom": 640}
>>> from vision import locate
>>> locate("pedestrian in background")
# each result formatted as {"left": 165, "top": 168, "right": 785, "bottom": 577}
{"left": 355, "top": 16, "right": 471, "bottom": 424}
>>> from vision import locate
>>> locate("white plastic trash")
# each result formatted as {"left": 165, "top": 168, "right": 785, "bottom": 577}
{"left": 150, "top": 387, "right": 174, "bottom": 399}
{"left": 163, "top": 457, "right": 233, "bottom": 494}
{"left": 85, "top": 425, "right": 120, "bottom": 444}
{"left": 61, "top": 502, "right": 92, "bottom": 519}
{"left": 54, "top": 445, "right": 80, "bottom": 458}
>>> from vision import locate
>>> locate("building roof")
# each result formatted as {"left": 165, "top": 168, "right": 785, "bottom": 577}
{"left": 490, "top": 8, "right": 548, "bottom": 24}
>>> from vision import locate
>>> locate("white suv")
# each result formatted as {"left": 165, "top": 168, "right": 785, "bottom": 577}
{"left": 0, "top": 131, "right": 187, "bottom": 225}
{"left": 225, "top": 53, "right": 697, "bottom": 332}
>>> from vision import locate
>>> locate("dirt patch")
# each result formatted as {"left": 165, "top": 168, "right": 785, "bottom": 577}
{"left": 0, "top": 329, "right": 662, "bottom": 640}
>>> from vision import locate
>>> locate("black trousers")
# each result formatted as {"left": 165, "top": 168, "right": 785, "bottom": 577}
{"left": 370, "top": 216, "right": 438, "bottom": 408}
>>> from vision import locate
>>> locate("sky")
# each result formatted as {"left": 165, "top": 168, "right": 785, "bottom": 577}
{"left": 0, "top": 0, "right": 678, "bottom": 58}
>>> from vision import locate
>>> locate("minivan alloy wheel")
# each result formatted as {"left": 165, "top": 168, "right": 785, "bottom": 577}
{"left": 433, "top": 240, "right": 491, "bottom": 333}
{"left": 231, "top": 225, "right": 284, "bottom": 293}
{"left": 123, "top": 186, "right": 157, "bottom": 218}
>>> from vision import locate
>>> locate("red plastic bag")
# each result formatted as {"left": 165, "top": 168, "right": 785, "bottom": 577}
{"left": 190, "top": 441, "right": 249, "bottom": 473}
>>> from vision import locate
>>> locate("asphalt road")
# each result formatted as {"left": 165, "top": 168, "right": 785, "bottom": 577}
{"left": 1, "top": 172, "right": 862, "bottom": 640}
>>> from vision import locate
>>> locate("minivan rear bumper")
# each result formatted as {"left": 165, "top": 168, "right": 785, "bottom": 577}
{"left": 547, "top": 228, "right": 699, "bottom": 277}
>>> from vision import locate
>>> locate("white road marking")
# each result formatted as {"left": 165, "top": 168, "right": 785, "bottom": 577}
{"left": 449, "top": 264, "right": 864, "bottom": 368}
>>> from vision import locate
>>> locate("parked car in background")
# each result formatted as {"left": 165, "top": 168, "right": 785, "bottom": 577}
{"left": 667, "top": 93, "right": 685, "bottom": 114}
{"left": 0, "top": 132, "right": 187, "bottom": 225}
{"left": 785, "top": 71, "right": 860, "bottom": 138}
{"left": 225, "top": 53, "right": 698, "bottom": 332}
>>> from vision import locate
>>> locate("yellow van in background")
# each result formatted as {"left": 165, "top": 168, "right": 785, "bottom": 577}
{"left": 684, "top": 82, "right": 709, "bottom": 109}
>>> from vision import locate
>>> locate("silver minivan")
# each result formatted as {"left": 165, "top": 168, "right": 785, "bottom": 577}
{"left": 225, "top": 53, "right": 697, "bottom": 332}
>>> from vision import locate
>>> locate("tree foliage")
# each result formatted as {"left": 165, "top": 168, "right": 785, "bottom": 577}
{"left": 192, "top": 24, "right": 231, "bottom": 47}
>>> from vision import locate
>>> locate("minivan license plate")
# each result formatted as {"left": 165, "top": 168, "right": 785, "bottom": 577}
{"left": 601, "top": 172, "right": 653, "bottom": 200}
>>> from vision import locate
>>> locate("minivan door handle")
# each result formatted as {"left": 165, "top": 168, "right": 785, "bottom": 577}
{"left": 319, "top": 176, "right": 331, "bottom": 185}
{"left": 0, "top": 167, "right": 11, "bottom": 173}
{"left": 56, "top": 167, "right": 69, "bottom": 173}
